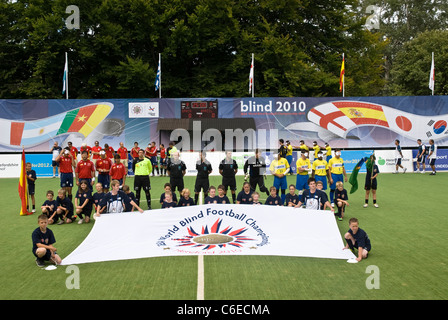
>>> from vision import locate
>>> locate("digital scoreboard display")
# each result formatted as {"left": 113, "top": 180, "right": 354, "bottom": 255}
{"left": 181, "top": 100, "right": 218, "bottom": 118}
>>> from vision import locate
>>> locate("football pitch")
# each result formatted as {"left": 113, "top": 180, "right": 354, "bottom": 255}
{"left": 1, "top": 172, "right": 447, "bottom": 301}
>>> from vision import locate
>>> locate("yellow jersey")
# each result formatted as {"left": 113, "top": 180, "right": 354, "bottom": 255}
{"left": 312, "top": 159, "right": 328, "bottom": 176}
{"left": 325, "top": 146, "right": 331, "bottom": 157}
{"left": 270, "top": 157, "right": 290, "bottom": 175}
{"left": 296, "top": 158, "right": 311, "bottom": 176}
{"left": 286, "top": 145, "right": 293, "bottom": 156}
{"left": 328, "top": 157, "right": 344, "bottom": 174}
{"left": 313, "top": 145, "right": 320, "bottom": 158}
{"left": 299, "top": 144, "right": 309, "bottom": 152}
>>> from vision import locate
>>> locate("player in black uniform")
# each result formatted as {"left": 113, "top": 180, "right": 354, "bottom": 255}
{"left": 243, "top": 149, "right": 269, "bottom": 196}
{"left": 219, "top": 151, "right": 238, "bottom": 203}
{"left": 166, "top": 151, "right": 187, "bottom": 199}
{"left": 195, "top": 151, "right": 212, "bottom": 204}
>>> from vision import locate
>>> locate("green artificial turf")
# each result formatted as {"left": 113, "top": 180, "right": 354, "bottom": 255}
{"left": 1, "top": 172, "right": 447, "bottom": 300}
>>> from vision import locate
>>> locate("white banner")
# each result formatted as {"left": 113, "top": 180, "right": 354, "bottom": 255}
{"left": 374, "top": 149, "right": 413, "bottom": 173}
{"left": 61, "top": 204, "right": 355, "bottom": 265}
{"left": 0, "top": 154, "right": 21, "bottom": 178}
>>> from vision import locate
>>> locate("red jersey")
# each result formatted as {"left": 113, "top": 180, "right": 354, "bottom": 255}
{"left": 70, "top": 146, "right": 78, "bottom": 159}
{"left": 96, "top": 158, "right": 112, "bottom": 175}
{"left": 76, "top": 159, "right": 95, "bottom": 179}
{"left": 105, "top": 146, "right": 114, "bottom": 159}
{"left": 160, "top": 148, "right": 166, "bottom": 159}
{"left": 131, "top": 147, "right": 140, "bottom": 158}
{"left": 117, "top": 147, "right": 128, "bottom": 160}
{"left": 91, "top": 146, "right": 102, "bottom": 159}
{"left": 59, "top": 156, "right": 73, "bottom": 173}
{"left": 110, "top": 162, "right": 126, "bottom": 180}
{"left": 80, "top": 146, "right": 92, "bottom": 158}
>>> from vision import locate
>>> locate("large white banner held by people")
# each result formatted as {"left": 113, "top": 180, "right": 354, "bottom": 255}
{"left": 61, "top": 204, "right": 355, "bottom": 265}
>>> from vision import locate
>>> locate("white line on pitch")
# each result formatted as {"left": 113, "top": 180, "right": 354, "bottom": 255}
{"left": 197, "top": 254, "right": 205, "bottom": 300}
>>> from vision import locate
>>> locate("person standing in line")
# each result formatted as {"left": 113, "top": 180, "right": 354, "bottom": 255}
{"left": 416, "top": 139, "right": 427, "bottom": 174}
{"left": 269, "top": 153, "right": 290, "bottom": 204}
{"left": 51, "top": 141, "right": 62, "bottom": 178}
{"left": 117, "top": 142, "right": 128, "bottom": 169}
{"left": 394, "top": 139, "right": 406, "bottom": 173}
{"left": 75, "top": 150, "right": 95, "bottom": 190}
{"left": 194, "top": 151, "right": 212, "bottom": 204}
{"left": 55, "top": 149, "right": 76, "bottom": 200}
{"left": 364, "top": 154, "right": 379, "bottom": 208}
{"left": 311, "top": 151, "right": 330, "bottom": 191}
{"left": 295, "top": 149, "right": 311, "bottom": 193}
{"left": 219, "top": 151, "right": 238, "bottom": 204}
{"left": 285, "top": 140, "right": 294, "bottom": 175}
{"left": 166, "top": 151, "right": 187, "bottom": 199}
{"left": 428, "top": 139, "right": 437, "bottom": 175}
{"left": 132, "top": 149, "right": 153, "bottom": 209}
{"left": 243, "top": 149, "right": 269, "bottom": 197}
{"left": 130, "top": 142, "right": 140, "bottom": 175}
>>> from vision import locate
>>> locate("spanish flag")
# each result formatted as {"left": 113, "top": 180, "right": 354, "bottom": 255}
{"left": 18, "top": 149, "right": 31, "bottom": 216}
{"left": 339, "top": 53, "right": 345, "bottom": 93}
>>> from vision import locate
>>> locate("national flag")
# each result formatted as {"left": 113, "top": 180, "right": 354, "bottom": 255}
{"left": 18, "top": 149, "right": 31, "bottom": 216}
{"left": 429, "top": 52, "right": 435, "bottom": 93}
{"left": 0, "top": 103, "right": 114, "bottom": 148}
{"left": 339, "top": 54, "right": 345, "bottom": 92}
{"left": 62, "top": 52, "right": 68, "bottom": 94}
{"left": 348, "top": 157, "right": 368, "bottom": 194}
{"left": 249, "top": 54, "right": 254, "bottom": 94}
{"left": 155, "top": 55, "right": 161, "bottom": 91}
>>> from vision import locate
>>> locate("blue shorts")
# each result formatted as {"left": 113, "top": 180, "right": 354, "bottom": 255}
{"left": 315, "top": 175, "right": 327, "bottom": 190}
{"left": 98, "top": 174, "right": 110, "bottom": 189}
{"left": 330, "top": 173, "right": 344, "bottom": 190}
{"left": 274, "top": 176, "right": 288, "bottom": 190}
{"left": 286, "top": 155, "right": 293, "bottom": 173}
{"left": 60, "top": 173, "right": 73, "bottom": 188}
{"left": 295, "top": 174, "right": 309, "bottom": 190}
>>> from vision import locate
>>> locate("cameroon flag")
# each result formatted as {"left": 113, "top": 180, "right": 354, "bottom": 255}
{"left": 57, "top": 104, "right": 112, "bottom": 137}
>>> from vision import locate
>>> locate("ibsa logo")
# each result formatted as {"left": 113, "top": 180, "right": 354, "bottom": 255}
{"left": 156, "top": 207, "right": 270, "bottom": 254}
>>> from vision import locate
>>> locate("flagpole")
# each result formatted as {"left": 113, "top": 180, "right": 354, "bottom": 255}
{"left": 65, "top": 52, "right": 69, "bottom": 99}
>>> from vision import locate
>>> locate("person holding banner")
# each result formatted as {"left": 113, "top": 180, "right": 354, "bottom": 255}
{"left": 294, "top": 178, "right": 333, "bottom": 212}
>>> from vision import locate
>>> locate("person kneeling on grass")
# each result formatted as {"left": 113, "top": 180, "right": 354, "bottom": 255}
{"left": 32, "top": 214, "right": 61, "bottom": 267}
{"left": 343, "top": 217, "right": 371, "bottom": 262}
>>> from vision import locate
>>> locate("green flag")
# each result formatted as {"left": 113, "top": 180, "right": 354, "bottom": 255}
{"left": 349, "top": 157, "right": 368, "bottom": 194}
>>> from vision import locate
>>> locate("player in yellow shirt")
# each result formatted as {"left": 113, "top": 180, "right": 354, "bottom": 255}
{"left": 312, "top": 151, "right": 330, "bottom": 190}
{"left": 270, "top": 153, "right": 290, "bottom": 204}
{"left": 324, "top": 142, "right": 332, "bottom": 162}
{"left": 312, "top": 141, "right": 320, "bottom": 159}
{"left": 285, "top": 140, "right": 294, "bottom": 175}
{"left": 328, "top": 148, "right": 347, "bottom": 206}
{"left": 295, "top": 150, "right": 311, "bottom": 191}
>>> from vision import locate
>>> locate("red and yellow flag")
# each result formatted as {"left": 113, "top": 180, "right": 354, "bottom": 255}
{"left": 339, "top": 54, "right": 345, "bottom": 92}
{"left": 18, "top": 149, "right": 31, "bottom": 216}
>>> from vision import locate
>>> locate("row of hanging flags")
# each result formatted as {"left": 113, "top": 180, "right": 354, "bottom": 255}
{"left": 60, "top": 52, "right": 438, "bottom": 99}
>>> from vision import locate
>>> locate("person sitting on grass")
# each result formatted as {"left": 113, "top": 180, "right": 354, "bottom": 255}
{"left": 32, "top": 214, "right": 61, "bottom": 267}
{"left": 51, "top": 188, "right": 75, "bottom": 225}
{"left": 343, "top": 217, "right": 371, "bottom": 262}
{"left": 161, "top": 192, "right": 177, "bottom": 209}
{"left": 178, "top": 188, "right": 195, "bottom": 207}
{"left": 265, "top": 186, "right": 282, "bottom": 206}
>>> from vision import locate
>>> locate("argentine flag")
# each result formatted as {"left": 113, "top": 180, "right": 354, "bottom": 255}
{"left": 62, "top": 52, "right": 68, "bottom": 95}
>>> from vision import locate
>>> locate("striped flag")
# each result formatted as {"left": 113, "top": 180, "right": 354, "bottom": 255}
{"left": 18, "top": 149, "right": 31, "bottom": 216}
{"left": 62, "top": 52, "right": 68, "bottom": 96}
{"left": 0, "top": 103, "right": 113, "bottom": 148}
{"left": 249, "top": 54, "right": 254, "bottom": 96}
{"left": 429, "top": 52, "right": 435, "bottom": 95}
{"left": 339, "top": 53, "right": 345, "bottom": 93}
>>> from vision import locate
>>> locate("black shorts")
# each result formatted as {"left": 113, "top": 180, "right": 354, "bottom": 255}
{"left": 395, "top": 158, "right": 402, "bottom": 166}
{"left": 364, "top": 178, "right": 377, "bottom": 190}
{"left": 195, "top": 178, "right": 209, "bottom": 193}
{"left": 28, "top": 184, "right": 35, "bottom": 195}
{"left": 429, "top": 158, "right": 436, "bottom": 166}
{"left": 134, "top": 175, "right": 151, "bottom": 191}
{"left": 170, "top": 177, "right": 184, "bottom": 193}
{"left": 417, "top": 155, "right": 426, "bottom": 163}
{"left": 222, "top": 176, "right": 237, "bottom": 191}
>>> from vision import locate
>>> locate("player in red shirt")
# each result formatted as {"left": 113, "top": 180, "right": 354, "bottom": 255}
{"left": 91, "top": 141, "right": 102, "bottom": 164}
{"left": 159, "top": 143, "right": 167, "bottom": 176}
{"left": 96, "top": 151, "right": 113, "bottom": 192}
{"left": 56, "top": 148, "right": 76, "bottom": 200}
{"left": 80, "top": 143, "right": 92, "bottom": 157}
{"left": 117, "top": 142, "right": 128, "bottom": 167}
{"left": 110, "top": 154, "right": 127, "bottom": 187}
{"left": 67, "top": 141, "right": 78, "bottom": 164}
{"left": 104, "top": 143, "right": 114, "bottom": 159}
{"left": 75, "top": 150, "right": 95, "bottom": 189}
{"left": 146, "top": 142, "right": 159, "bottom": 176}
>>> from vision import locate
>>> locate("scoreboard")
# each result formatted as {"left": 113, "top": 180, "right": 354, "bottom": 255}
{"left": 181, "top": 100, "right": 218, "bottom": 118}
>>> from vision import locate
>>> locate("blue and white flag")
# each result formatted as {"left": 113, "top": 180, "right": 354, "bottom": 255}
{"left": 155, "top": 54, "right": 161, "bottom": 91}
{"left": 62, "top": 52, "right": 68, "bottom": 95}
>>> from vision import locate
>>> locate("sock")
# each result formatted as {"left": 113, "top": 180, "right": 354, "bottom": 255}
{"left": 280, "top": 190, "right": 286, "bottom": 204}
{"left": 194, "top": 194, "right": 199, "bottom": 205}
{"left": 232, "top": 193, "right": 236, "bottom": 204}
{"left": 365, "top": 199, "right": 368, "bottom": 204}
{"left": 373, "top": 199, "right": 377, "bottom": 204}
